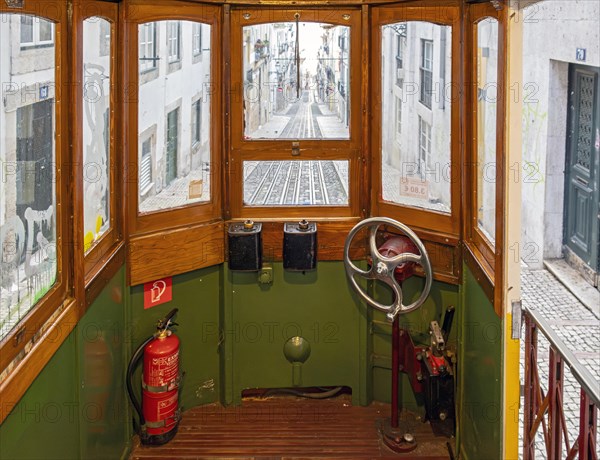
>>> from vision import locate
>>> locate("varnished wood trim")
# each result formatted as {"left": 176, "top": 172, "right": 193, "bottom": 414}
{"left": 463, "top": 241, "right": 494, "bottom": 304}
{"left": 464, "top": 2, "right": 505, "bottom": 316}
{"left": 0, "top": 1, "right": 72, "bottom": 371}
{"left": 223, "top": 4, "right": 232, "bottom": 220}
{"left": 129, "top": 221, "right": 225, "bottom": 285}
{"left": 0, "top": 300, "right": 78, "bottom": 425}
{"left": 361, "top": 5, "right": 371, "bottom": 219}
{"left": 84, "top": 242, "right": 126, "bottom": 308}
{"left": 494, "top": 6, "right": 507, "bottom": 317}
{"left": 370, "top": 4, "right": 461, "bottom": 238}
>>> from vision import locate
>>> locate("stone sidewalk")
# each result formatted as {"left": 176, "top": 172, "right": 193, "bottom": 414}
{"left": 519, "top": 266, "right": 600, "bottom": 458}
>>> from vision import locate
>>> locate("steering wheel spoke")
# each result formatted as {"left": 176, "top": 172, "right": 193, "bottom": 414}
{"left": 344, "top": 217, "right": 433, "bottom": 320}
{"left": 387, "top": 252, "right": 422, "bottom": 266}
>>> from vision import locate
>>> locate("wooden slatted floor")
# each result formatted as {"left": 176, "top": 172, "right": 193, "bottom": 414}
{"left": 130, "top": 396, "right": 454, "bottom": 459}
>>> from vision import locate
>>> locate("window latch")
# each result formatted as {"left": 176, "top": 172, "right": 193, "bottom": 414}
{"left": 291, "top": 142, "right": 300, "bottom": 156}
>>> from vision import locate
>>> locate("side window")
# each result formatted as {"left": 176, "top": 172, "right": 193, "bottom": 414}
{"left": 476, "top": 18, "right": 499, "bottom": 246}
{"left": 381, "top": 21, "right": 452, "bottom": 214}
{"left": 137, "top": 20, "right": 212, "bottom": 214}
{"left": 1, "top": 13, "right": 57, "bottom": 339}
{"left": 83, "top": 17, "right": 112, "bottom": 253}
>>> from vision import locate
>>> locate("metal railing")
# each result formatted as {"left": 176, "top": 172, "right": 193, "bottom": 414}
{"left": 523, "top": 305, "right": 599, "bottom": 460}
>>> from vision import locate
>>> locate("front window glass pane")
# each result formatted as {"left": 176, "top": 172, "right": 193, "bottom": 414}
{"left": 243, "top": 22, "right": 350, "bottom": 140}
{"left": 1, "top": 14, "right": 57, "bottom": 340}
{"left": 381, "top": 21, "right": 452, "bottom": 214}
{"left": 83, "top": 18, "right": 111, "bottom": 253}
{"left": 476, "top": 19, "right": 498, "bottom": 245}
{"left": 138, "top": 21, "right": 211, "bottom": 214}
{"left": 243, "top": 160, "right": 349, "bottom": 206}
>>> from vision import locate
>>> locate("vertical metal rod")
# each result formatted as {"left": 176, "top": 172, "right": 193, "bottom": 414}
{"left": 391, "top": 315, "right": 400, "bottom": 428}
{"left": 549, "top": 348, "right": 564, "bottom": 459}
{"left": 578, "top": 389, "right": 597, "bottom": 460}
{"left": 523, "top": 315, "right": 537, "bottom": 460}
{"left": 295, "top": 14, "right": 300, "bottom": 99}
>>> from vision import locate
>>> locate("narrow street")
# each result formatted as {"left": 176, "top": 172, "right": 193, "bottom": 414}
{"left": 519, "top": 266, "right": 600, "bottom": 458}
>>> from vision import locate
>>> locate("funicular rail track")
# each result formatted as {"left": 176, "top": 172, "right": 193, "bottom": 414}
{"left": 523, "top": 306, "right": 600, "bottom": 460}
{"left": 244, "top": 160, "right": 348, "bottom": 206}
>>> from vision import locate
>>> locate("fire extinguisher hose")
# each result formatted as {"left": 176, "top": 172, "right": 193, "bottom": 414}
{"left": 127, "top": 335, "right": 154, "bottom": 431}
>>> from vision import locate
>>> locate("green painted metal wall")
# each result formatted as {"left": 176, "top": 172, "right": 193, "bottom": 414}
{"left": 128, "top": 265, "right": 222, "bottom": 411}
{"left": 0, "top": 266, "right": 130, "bottom": 460}
{"left": 222, "top": 262, "right": 369, "bottom": 406}
{"left": 457, "top": 264, "right": 502, "bottom": 460}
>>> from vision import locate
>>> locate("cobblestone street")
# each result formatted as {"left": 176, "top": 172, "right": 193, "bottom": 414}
{"left": 519, "top": 267, "right": 600, "bottom": 458}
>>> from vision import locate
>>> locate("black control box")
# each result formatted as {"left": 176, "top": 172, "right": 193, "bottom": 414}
{"left": 228, "top": 221, "right": 262, "bottom": 271}
{"left": 283, "top": 220, "right": 317, "bottom": 271}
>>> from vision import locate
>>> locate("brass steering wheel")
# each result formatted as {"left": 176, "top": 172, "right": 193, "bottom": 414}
{"left": 343, "top": 217, "right": 433, "bottom": 320}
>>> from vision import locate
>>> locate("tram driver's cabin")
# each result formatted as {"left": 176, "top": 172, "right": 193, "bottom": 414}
{"left": 0, "top": 1, "right": 598, "bottom": 459}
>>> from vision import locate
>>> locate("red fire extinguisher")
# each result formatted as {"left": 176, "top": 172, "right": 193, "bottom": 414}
{"left": 127, "top": 308, "right": 181, "bottom": 445}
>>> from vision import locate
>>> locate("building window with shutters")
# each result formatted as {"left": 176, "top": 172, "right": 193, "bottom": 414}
{"left": 420, "top": 39, "right": 433, "bottom": 109}
{"left": 140, "top": 137, "right": 153, "bottom": 196}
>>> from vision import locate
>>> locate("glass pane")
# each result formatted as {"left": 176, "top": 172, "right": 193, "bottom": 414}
{"left": 20, "top": 15, "right": 33, "bottom": 45}
{"left": 476, "top": 18, "right": 498, "bottom": 245}
{"left": 39, "top": 19, "right": 53, "bottom": 43}
{"left": 381, "top": 22, "right": 452, "bottom": 214}
{"left": 243, "top": 22, "right": 350, "bottom": 140}
{"left": 243, "top": 160, "right": 349, "bottom": 206}
{"left": 138, "top": 21, "right": 211, "bottom": 214}
{"left": 83, "top": 18, "right": 111, "bottom": 253}
{"left": 1, "top": 14, "right": 57, "bottom": 340}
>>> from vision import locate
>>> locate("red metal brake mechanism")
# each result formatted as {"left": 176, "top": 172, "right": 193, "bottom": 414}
{"left": 344, "top": 217, "right": 434, "bottom": 453}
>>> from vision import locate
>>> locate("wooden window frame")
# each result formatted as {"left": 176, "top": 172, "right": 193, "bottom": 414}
{"left": 73, "top": 1, "right": 125, "bottom": 309}
{"left": 0, "top": 1, "right": 76, "bottom": 420}
{"left": 125, "top": 1, "right": 222, "bottom": 237}
{"left": 463, "top": 2, "right": 507, "bottom": 310}
{"left": 228, "top": 8, "right": 363, "bottom": 220}
{"left": 371, "top": 4, "right": 461, "bottom": 239}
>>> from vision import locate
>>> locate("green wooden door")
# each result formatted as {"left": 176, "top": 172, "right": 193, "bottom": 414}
{"left": 166, "top": 108, "right": 178, "bottom": 185}
{"left": 564, "top": 64, "right": 600, "bottom": 272}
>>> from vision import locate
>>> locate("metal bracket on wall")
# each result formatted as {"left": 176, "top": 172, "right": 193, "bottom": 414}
{"left": 511, "top": 299, "right": 522, "bottom": 340}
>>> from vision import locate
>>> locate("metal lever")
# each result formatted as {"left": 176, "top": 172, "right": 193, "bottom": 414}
{"left": 441, "top": 305, "right": 455, "bottom": 341}
{"left": 157, "top": 308, "right": 179, "bottom": 331}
